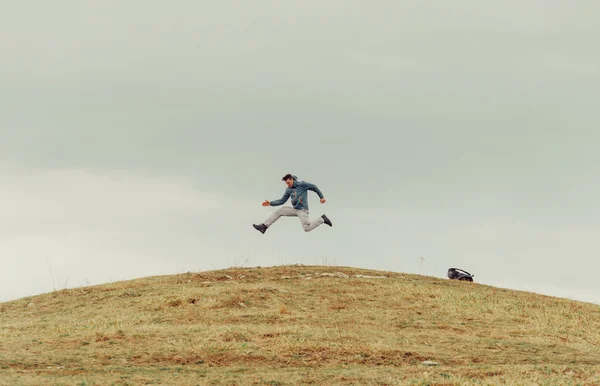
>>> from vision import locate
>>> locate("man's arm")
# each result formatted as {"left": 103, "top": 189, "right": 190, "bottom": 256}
{"left": 265, "top": 190, "right": 290, "bottom": 207}
{"left": 301, "top": 181, "right": 324, "bottom": 199}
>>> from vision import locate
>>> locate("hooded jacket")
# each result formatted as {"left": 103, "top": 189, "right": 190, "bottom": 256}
{"left": 269, "top": 175, "right": 324, "bottom": 211}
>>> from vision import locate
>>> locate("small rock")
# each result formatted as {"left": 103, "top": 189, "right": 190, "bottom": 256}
{"left": 280, "top": 276, "right": 291, "bottom": 279}
{"left": 354, "top": 274, "right": 386, "bottom": 279}
{"left": 421, "top": 361, "right": 439, "bottom": 366}
{"left": 201, "top": 281, "right": 211, "bottom": 284}
{"left": 27, "top": 302, "right": 34, "bottom": 307}
{"left": 304, "top": 277, "right": 312, "bottom": 280}
{"left": 317, "top": 272, "right": 349, "bottom": 278}
{"left": 239, "top": 275, "right": 246, "bottom": 279}
{"left": 238, "top": 302, "right": 247, "bottom": 307}
{"left": 279, "top": 289, "right": 289, "bottom": 293}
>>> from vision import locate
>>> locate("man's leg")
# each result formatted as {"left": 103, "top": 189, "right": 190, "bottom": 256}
{"left": 263, "top": 206, "right": 298, "bottom": 228}
{"left": 297, "top": 210, "right": 325, "bottom": 232}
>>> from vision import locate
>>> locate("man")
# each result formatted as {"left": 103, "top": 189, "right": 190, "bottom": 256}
{"left": 253, "top": 174, "right": 332, "bottom": 234}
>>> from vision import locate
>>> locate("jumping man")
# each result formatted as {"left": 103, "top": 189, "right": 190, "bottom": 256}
{"left": 253, "top": 174, "right": 332, "bottom": 234}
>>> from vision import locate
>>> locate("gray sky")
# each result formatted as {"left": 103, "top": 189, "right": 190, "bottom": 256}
{"left": 1, "top": 1, "right": 599, "bottom": 304}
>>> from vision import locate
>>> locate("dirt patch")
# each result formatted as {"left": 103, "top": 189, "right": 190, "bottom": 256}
{"left": 211, "top": 295, "right": 248, "bottom": 309}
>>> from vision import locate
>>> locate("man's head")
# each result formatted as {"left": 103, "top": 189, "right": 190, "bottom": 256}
{"left": 282, "top": 173, "right": 294, "bottom": 188}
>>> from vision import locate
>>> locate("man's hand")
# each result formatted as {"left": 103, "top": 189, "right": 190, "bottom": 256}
{"left": 320, "top": 198, "right": 326, "bottom": 204}
{"left": 262, "top": 200, "right": 270, "bottom": 207}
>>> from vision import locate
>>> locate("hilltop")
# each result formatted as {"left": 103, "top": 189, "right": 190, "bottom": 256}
{"left": 1, "top": 264, "right": 599, "bottom": 385}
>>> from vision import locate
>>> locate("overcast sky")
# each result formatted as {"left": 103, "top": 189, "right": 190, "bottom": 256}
{"left": 1, "top": 1, "right": 599, "bottom": 304}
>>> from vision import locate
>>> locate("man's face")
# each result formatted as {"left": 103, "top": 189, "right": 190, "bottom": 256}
{"left": 285, "top": 178, "right": 293, "bottom": 188}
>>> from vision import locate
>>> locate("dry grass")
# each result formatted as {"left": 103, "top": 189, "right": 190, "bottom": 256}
{"left": 1, "top": 264, "right": 599, "bottom": 385}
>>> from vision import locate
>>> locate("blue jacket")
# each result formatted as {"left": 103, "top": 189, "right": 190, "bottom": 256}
{"left": 270, "top": 175, "right": 324, "bottom": 211}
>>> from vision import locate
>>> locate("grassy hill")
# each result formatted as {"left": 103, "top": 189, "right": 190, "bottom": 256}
{"left": 1, "top": 264, "right": 599, "bottom": 385}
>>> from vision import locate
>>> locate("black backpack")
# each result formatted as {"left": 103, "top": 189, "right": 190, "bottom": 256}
{"left": 447, "top": 268, "right": 474, "bottom": 282}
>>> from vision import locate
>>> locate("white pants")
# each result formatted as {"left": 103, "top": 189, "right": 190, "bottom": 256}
{"left": 264, "top": 206, "right": 324, "bottom": 232}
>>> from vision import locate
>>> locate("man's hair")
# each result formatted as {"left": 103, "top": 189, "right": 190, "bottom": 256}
{"left": 282, "top": 173, "right": 293, "bottom": 181}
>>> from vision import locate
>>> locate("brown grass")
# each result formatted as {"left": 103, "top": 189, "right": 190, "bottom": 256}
{"left": 1, "top": 264, "right": 600, "bottom": 385}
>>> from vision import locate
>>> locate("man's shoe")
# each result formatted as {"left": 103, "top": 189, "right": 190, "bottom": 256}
{"left": 253, "top": 223, "right": 268, "bottom": 234}
{"left": 321, "top": 214, "right": 332, "bottom": 227}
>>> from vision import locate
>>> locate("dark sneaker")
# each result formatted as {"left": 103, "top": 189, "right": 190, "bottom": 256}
{"left": 253, "top": 223, "right": 268, "bottom": 234}
{"left": 321, "top": 214, "right": 332, "bottom": 227}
